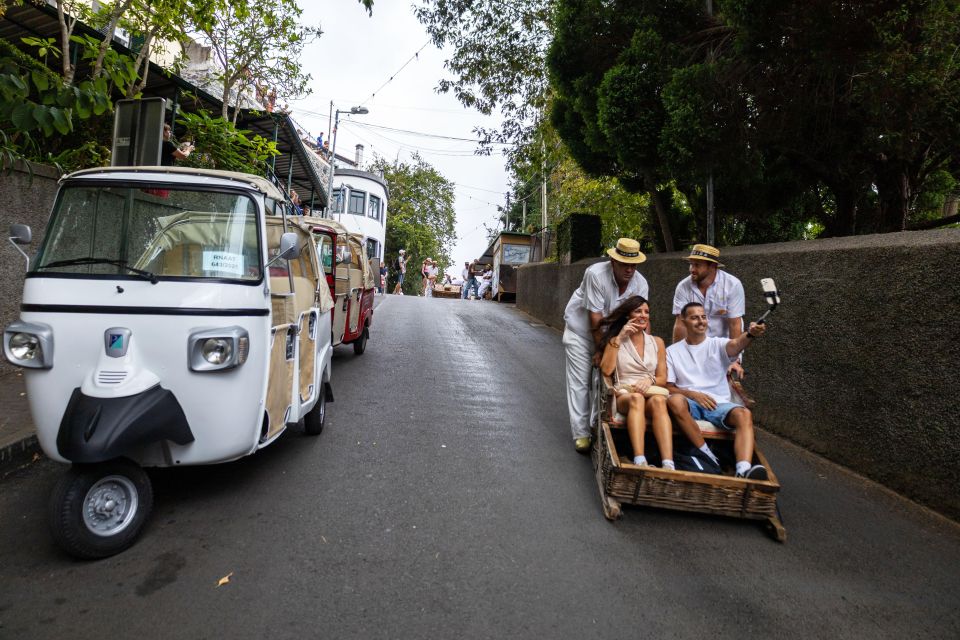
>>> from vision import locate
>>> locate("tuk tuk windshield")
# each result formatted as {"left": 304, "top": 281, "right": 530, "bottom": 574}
{"left": 34, "top": 185, "right": 261, "bottom": 282}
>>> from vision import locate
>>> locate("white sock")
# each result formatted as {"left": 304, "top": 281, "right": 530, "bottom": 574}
{"left": 662, "top": 459, "right": 675, "bottom": 470}
{"left": 736, "top": 460, "right": 751, "bottom": 476}
{"left": 633, "top": 455, "right": 648, "bottom": 466}
{"left": 699, "top": 443, "right": 719, "bottom": 465}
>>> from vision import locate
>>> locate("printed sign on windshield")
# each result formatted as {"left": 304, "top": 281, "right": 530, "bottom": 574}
{"left": 202, "top": 251, "right": 245, "bottom": 276}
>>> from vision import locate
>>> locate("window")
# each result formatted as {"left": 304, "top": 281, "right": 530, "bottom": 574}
{"left": 502, "top": 243, "right": 531, "bottom": 264}
{"left": 317, "top": 234, "right": 334, "bottom": 276}
{"left": 366, "top": 239, "right": 379, "bottom": 260}
{"left": 367, "top": 195, "right": 381, "bottom": 222}
{"left": 331, "top": 188, "right": 344, "bottom": 213}
{"left": 36, "top": 186, "right": 261, "bottom": 282}
{"left": 348, "top": 190, "right": 366, "bottom": 215}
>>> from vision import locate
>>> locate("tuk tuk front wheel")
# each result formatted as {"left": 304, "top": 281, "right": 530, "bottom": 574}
{"left": 303, "top": 380, "right": 327, "bottom": 435}
{"left": 48, "top": 460, "right": 153, "bottom": 560}
{"left": 353, "top": 326, "right": 369, "bottom": 355}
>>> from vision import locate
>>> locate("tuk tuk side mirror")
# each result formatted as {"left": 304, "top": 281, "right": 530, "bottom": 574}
{"left": 266, "top": 232, "right": 301, "bottom": 268}
{"left": 8, "top": 224, "right": 32, "bottom": 271}
{"left": 10, "top": 224, "right": 31, "bottom": 245}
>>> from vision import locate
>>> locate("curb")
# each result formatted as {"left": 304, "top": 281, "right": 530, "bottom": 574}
{"left": 0, "top": 434, "right": 41, "bottom": 471}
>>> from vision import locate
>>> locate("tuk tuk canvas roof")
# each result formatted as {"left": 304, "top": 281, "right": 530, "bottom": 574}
{"left": 292, "top": 217, "right": 375, "bottom": 288}
{"left": 67, "top": 167, "right": 287, "bottom": 201}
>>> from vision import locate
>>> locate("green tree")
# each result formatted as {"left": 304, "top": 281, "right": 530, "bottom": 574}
{"left": 503, "top": 117, "right": 663, "bottom": 253}
{"left": 176, "top": 109, "right": 278, "bottom": 173}
{"left": 195, "top": 0, "right": 321, "bottom": 122}
{"left": 373, "top": 154, "right": 457, "bottom": 295}
{"left": 415, "top": 0, "right": 553, "bottom": 147}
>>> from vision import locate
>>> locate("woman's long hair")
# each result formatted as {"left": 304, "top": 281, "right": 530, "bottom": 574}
{"left": 596, "top": 296, "right": 649, "bottom": 353}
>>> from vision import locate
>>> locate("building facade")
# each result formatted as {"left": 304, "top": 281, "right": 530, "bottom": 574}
{"left": 329, "top": 164, "right": 389, "bottom": 263}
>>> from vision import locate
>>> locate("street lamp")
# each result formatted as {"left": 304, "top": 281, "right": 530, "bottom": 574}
{"left": 326, "top": 105, "right": 370, "bottom": 218}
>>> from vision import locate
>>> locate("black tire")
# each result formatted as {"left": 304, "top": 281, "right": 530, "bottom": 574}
{"left": 352, "top": 325, "right": 368, "bottom": 355}
{"left": 48, "top": 460, "right": 153, "bottom": 560}
{"left": 303, "top": 380, "right": 327, "bottom": 435}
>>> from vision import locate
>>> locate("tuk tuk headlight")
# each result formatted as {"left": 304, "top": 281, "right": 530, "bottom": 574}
{"left": 9, "top": 333, "right": 39, "bottom": 360}
{"left": 202, "top": 338, "right": 233, "bottom": 365}
{"left": 4, "top": 321, "right": 53, "bottom": 369}
{"left": 188, "top": 327, "right": 248, "bottom": 372}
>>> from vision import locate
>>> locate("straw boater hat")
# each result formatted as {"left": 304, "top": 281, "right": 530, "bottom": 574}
{"left": 684, "top": 243, "right": 725, "bottom": 268}
{"left": 606, "top": 238, "right": 646, "bottom": 264}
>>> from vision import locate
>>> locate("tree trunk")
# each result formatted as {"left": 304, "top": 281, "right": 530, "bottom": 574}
{"left": 56, "top": 2, "right": 75, "bottom": 86}
{"left": 221, "top": 85, "right": 231, "bottom": 120}
{"left": 875, "top": 165, "right": 910, "bottom": 233}
{"left": 642, "top": 170, "right": 675, "bottom": 252}
{"left": 92, "top": 0, "right": 134, "bottom": 80}
{"left": 822, "top": 184, "right": 858, "bottom": 237}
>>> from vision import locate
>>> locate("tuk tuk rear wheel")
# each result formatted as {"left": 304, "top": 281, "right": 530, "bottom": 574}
{"left": 303, "top": 380, "right": 327, "bottom": 435}
{"left": 353, "top": 326, "right": 368, "bottom": 355}
{"left": 48, "top": 460, "right": 153, "bottom": 560}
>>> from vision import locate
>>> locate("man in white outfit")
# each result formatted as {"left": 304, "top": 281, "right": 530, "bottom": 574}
{"left": 562, "top": 238, "right": 649, "bottom": 453}
{"left": 666, "top": 302, "right": 768, "bottom": 479}
{"left": 672, "top": 243, "right": 746, "bottom": 378}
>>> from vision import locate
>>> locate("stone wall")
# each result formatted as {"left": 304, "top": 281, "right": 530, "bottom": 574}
{"left": 0, "top": 162, "right": 60, "bottom": 377}
{"left": 517, "top": 230, "right": 960, "bottom": 520}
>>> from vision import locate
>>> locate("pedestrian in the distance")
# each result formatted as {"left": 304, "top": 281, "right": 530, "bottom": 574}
{"left": 393, "top": 249, "right": 408, "bottom": 295}
{"left": 461, "top": 261, "right": 479, "bottom": 299}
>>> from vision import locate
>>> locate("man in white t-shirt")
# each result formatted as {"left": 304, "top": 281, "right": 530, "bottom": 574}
{"left": 665, "top": 301, "right": 768, "bottom": 479}
{"left": 563, "top": 238, "right": 649, "bottom": 453}
{"left": 671, "top": 244, "right": 746, "bottom": 379}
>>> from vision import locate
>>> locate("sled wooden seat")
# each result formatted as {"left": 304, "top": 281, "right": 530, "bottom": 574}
{"left": 593, "top": 373, "right": 786, "bottom": 542}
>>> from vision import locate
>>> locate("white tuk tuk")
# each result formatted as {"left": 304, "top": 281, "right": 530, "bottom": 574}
{"left": 4, "top": 166, "right": 335, "bottom": 558}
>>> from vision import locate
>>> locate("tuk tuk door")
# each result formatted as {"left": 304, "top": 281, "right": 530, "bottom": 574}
{"left": 334, "top": 242, "right": 354, "bottom": 343}
{"left": 346, "top": 238, "right": 365, "bottom": 335}
{"left": 265, "top": 223, "right": 310, "bottom": 440}
{"left": 318, "top": 232, "right": 347, "bottom": 346}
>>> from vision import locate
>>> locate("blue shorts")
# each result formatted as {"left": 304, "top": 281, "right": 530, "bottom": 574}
{"left": 397, "top": 272, "right": 405, "bottom": 284}
{"left": 685, "top": 398, "right": 743, "bottom": 430}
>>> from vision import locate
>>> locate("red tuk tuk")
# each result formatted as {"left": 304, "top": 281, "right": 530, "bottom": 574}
{"left": 299, "top": 217, "right": 375, "bottom": 354}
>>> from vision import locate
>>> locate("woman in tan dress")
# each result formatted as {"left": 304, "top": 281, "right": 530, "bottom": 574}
{"left": 598, "top": 296, "right": 674, "bottom": 469}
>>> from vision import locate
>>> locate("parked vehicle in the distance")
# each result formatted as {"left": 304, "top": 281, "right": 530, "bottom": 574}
{"left": 301, "top": 217, "right": 375, "bottom": 354}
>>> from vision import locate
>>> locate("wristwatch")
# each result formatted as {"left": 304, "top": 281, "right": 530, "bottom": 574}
{"left": 610, "top": 337, "right": 621, "bottom": 348}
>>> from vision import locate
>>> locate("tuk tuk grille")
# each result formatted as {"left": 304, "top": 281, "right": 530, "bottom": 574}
{"left": 97, "top": 370, "right": 128, "bottom": 385}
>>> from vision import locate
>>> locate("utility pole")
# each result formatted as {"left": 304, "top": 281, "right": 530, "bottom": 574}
{"left": 505, "top": 194, "right": 511, "bottom": 231}
{"left": 326, "top": 105, "right": 370, "bottom": 218}
{"left": 705, "top": 0, "right": 716, "bottom": 245}
{"left": 541, "top": 135, "right": 548, "bottom": 231}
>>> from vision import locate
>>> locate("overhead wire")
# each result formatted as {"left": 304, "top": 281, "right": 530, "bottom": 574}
{"left": 359, "top": 39, "right": 433, "bottom": 107}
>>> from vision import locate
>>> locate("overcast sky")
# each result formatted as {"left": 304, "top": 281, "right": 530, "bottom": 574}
{"left": 291, "top": 2, "right": 510, "bottom": 274}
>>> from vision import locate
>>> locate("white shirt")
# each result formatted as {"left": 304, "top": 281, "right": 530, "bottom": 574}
{"left": 672, "top": 269, "right": 745, "bottom": 338}
{"left": 563, "top": 261, "right": 650, "bottom": 340}
{"left": 462, "top": 267, "right": 470, "bottom": 280}
{"left": 666, "top": 337, "right": 737, "bottom": 404}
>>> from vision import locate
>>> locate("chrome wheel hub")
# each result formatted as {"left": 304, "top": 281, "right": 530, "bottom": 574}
{"left": 83, "top": 475, "right": 138, "bottom": 537}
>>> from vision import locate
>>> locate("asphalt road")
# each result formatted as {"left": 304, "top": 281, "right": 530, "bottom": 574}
{"left": 1, "top": 295, "right": 958, "bottom": 639}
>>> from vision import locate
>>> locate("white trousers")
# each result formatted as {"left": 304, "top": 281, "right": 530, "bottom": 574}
{"left": 563, "top": 326, "right": 594, "bottom": 440}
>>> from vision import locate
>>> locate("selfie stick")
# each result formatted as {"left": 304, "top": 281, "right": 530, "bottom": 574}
{"left": 756, "top": 277, "right": 780, "bottom": 325}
